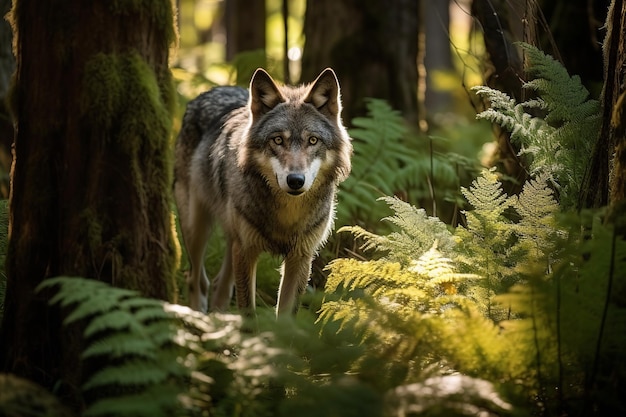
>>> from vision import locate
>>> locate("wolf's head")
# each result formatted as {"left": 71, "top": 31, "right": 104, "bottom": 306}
{"left": 240, "top": 68, "right": 352, "bottom": 196}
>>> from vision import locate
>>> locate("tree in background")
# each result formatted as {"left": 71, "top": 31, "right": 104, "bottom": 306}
{"left": 301, "top": 0, "right": 420, "bottom": 125}
{"left": 225, "top": 0, "right": 267, "bottom": 84}
{"left": 537, "top": 0, "right": 609, "bottom": 94}
{"left": 0, "top": 0, "right": 178, "bottom": 409}
{"left": 423, "top": 0, "right": 454, "bottom": 117}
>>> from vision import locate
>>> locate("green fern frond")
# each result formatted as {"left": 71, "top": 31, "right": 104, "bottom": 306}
{"left": 40, "top": 278, "right": 137, "bottom": 318}
{"left": 337, "top": 224, "right": 391, "bottom": 253}
{"left": 380, "top": 196, "right": 455, "bottom": 259}
{"left": 510, "top": 173, "right": 561, "bottom": 259}
{"left": 83, "top": 385, "right": 183, "bottom": 417}
{"left": 338, "top": 98, "right": 418, "bottom": 223}
{"left": 561, "top": 218, "right": 626, "bottom": 365}
{"left": 519, "top": 42, "right": 597, "bottom": 125}
{"left": 455, "top": 171, "right": 521, "bottom": 319}
{"left": 81, "top": 333, "right": 158, "bottom": 360}
{"left": 324, "top": 258, "right": 411, "bottom": 297}
{"left": 84, "top": 309, "right": 145, "bottom": 337}
{"left": 473, "top": 43, "right": 600, "bottom": 209}
{"left": 409, "top": 244, "right": 480, "bottom": 289}
{"left": 339, "top": 197, "right": 455, "bottom": 266}
{"left": 82, "top": 360, "right": 175, "bottom": 391}
{"left": 473, "top": 88, "right": 554, "bottom": 146}
{"left": 460, "top": 168, "right": 510, "bottom": 216}
{"left": 335, "top": 98, "right": 454, "bottom": 228}
{"left": 37, "top": 277, "right": 197, "bottom": 416}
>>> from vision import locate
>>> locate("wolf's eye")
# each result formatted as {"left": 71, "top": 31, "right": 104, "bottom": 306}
{"left": 308, "top": 136, "right": 318, "bottom": 145}
{"left": 272, "top": 136, "right": 283, "bottom": 145}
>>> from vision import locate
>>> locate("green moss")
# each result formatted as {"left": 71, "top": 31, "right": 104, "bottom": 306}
{"left": 81, "top": 51, "right": 173, "bottom": 159}
{"left": 81, "top": 53, "right": 124, "bottom": 129}
{"left": 79, "top": 49, "right": 177, "bottom": 300}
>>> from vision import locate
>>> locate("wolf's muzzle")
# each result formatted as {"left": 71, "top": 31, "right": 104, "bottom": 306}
{"left": 286, "top": 173, "right": 306, "bottom": 192}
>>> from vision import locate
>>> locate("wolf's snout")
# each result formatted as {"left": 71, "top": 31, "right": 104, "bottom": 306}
{"left": 286, "top": 173, "right": 305, "bottom": 190}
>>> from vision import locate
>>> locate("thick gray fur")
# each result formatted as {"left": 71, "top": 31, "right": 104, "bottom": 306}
{"left": 174, "top": 68, "right": 352, "bottom": 315}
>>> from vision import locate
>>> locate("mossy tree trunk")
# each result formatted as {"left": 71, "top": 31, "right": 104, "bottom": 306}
{"left": 301, "top": 0, "right": 420, "bottom": 125}
{"left": 0, "top": 0, "right": 178, "bottom": 409}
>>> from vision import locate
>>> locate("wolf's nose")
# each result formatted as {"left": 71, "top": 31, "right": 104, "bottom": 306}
{"left": 286, "top": 173, "right": 305, "bottom": 190}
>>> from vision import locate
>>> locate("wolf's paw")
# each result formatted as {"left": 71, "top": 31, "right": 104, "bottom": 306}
{"left": 189, "top": 291, "right": 208, "bottom": 313}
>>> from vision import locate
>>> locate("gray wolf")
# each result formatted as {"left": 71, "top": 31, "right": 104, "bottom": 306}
{"left": 174, "top": 68, "right": 352, "bottom": 316}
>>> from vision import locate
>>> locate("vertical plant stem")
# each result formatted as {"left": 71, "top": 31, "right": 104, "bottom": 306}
{"left": 585, "top": 226, "right": 617, "bottom": 409}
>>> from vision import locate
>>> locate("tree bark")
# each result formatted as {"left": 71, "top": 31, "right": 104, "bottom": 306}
{"left": 225, "top": 0, "right": 266, "bottom": 85}
{"left": 0, "top": 0, "right": 178, "bottom": 409}
{"left": 225, "top": 0, "right": 266, "bottom": 60}
{"left": 301, "top": 0, "right": 420, "bottom": 124}
{"left": 607, "top": 1, "right": 626, "bottom": 206}
{"left": 0, "top": 0, "right": 14, "bottom": 198}
{"left": 580, "top": 0, "right": 626, "bottom": 209}
{"left": 472, "top": 0, "right": 535, "bottom": 194}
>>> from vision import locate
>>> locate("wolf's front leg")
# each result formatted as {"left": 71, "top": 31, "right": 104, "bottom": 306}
{"left": 276, "top": 254, "right": 313, "bottom": 316}
{"left": 232, "top": 239, "right": 260, "bottom": 314}
{"left": 210, "top": 240, "right": 234, "bottom": 311}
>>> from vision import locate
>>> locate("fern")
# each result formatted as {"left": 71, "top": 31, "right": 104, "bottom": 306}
{"left": 339, "top": 196, "right": 455, "bottom": 264}
{"left": 473, "top": 43, "right": 600, "bottom": 209}
{"left": 509, "top": 173, "right": 562, "bottom": 262}
{"left": 337, "top": 98, "right": 419, "bottom": 225}
{"left": 37, "top": 277, "right": 293, "bottom": 417}
{"left": 38, "top": 277, "right": 190, "bottom": 417}
{"left": 454, "top": 170, "right": 518, "bottom": 319}
{"left": 454, "top": 170, "right": 563, "bottom": 320}
{"left": 321, "top": 200, "right": 482, "bottom": 364}
{"left": 336, "top": 99, "right": 459, "bottom": 228}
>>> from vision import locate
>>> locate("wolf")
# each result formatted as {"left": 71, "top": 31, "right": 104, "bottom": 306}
{"left": 174, "top": 68, "right": 352, "bottom": 316}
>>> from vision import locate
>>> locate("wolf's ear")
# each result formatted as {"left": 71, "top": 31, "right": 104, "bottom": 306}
{"left": 304, "top": 68, "right": 341, "bottom": 119}
{"left": 249, "top": 68, "right": 285, "bottom": 119}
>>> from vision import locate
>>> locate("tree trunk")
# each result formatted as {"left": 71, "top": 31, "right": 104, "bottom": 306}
{"left": 301, "top": 0, "right": 420, "bottom": 124}
{"left": 581, "top": 0, "right": 626, "bottom": 210}
{"left": 0, "top": 0, "right": 178, "bottom": 409}
{"left": 424, "top": 0, "right": 454, "bottom": 117}
{"left": 607, "top": 1, "right": 626, "bottom": 206}
{"left": 0, "top": 0, "right": 14, "bottom": 198}
{"left": 225, "top": 0, "right": 266, "bottom": 85}
{"left": 472, "top": 0, "right": 534, "bottom": 194}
